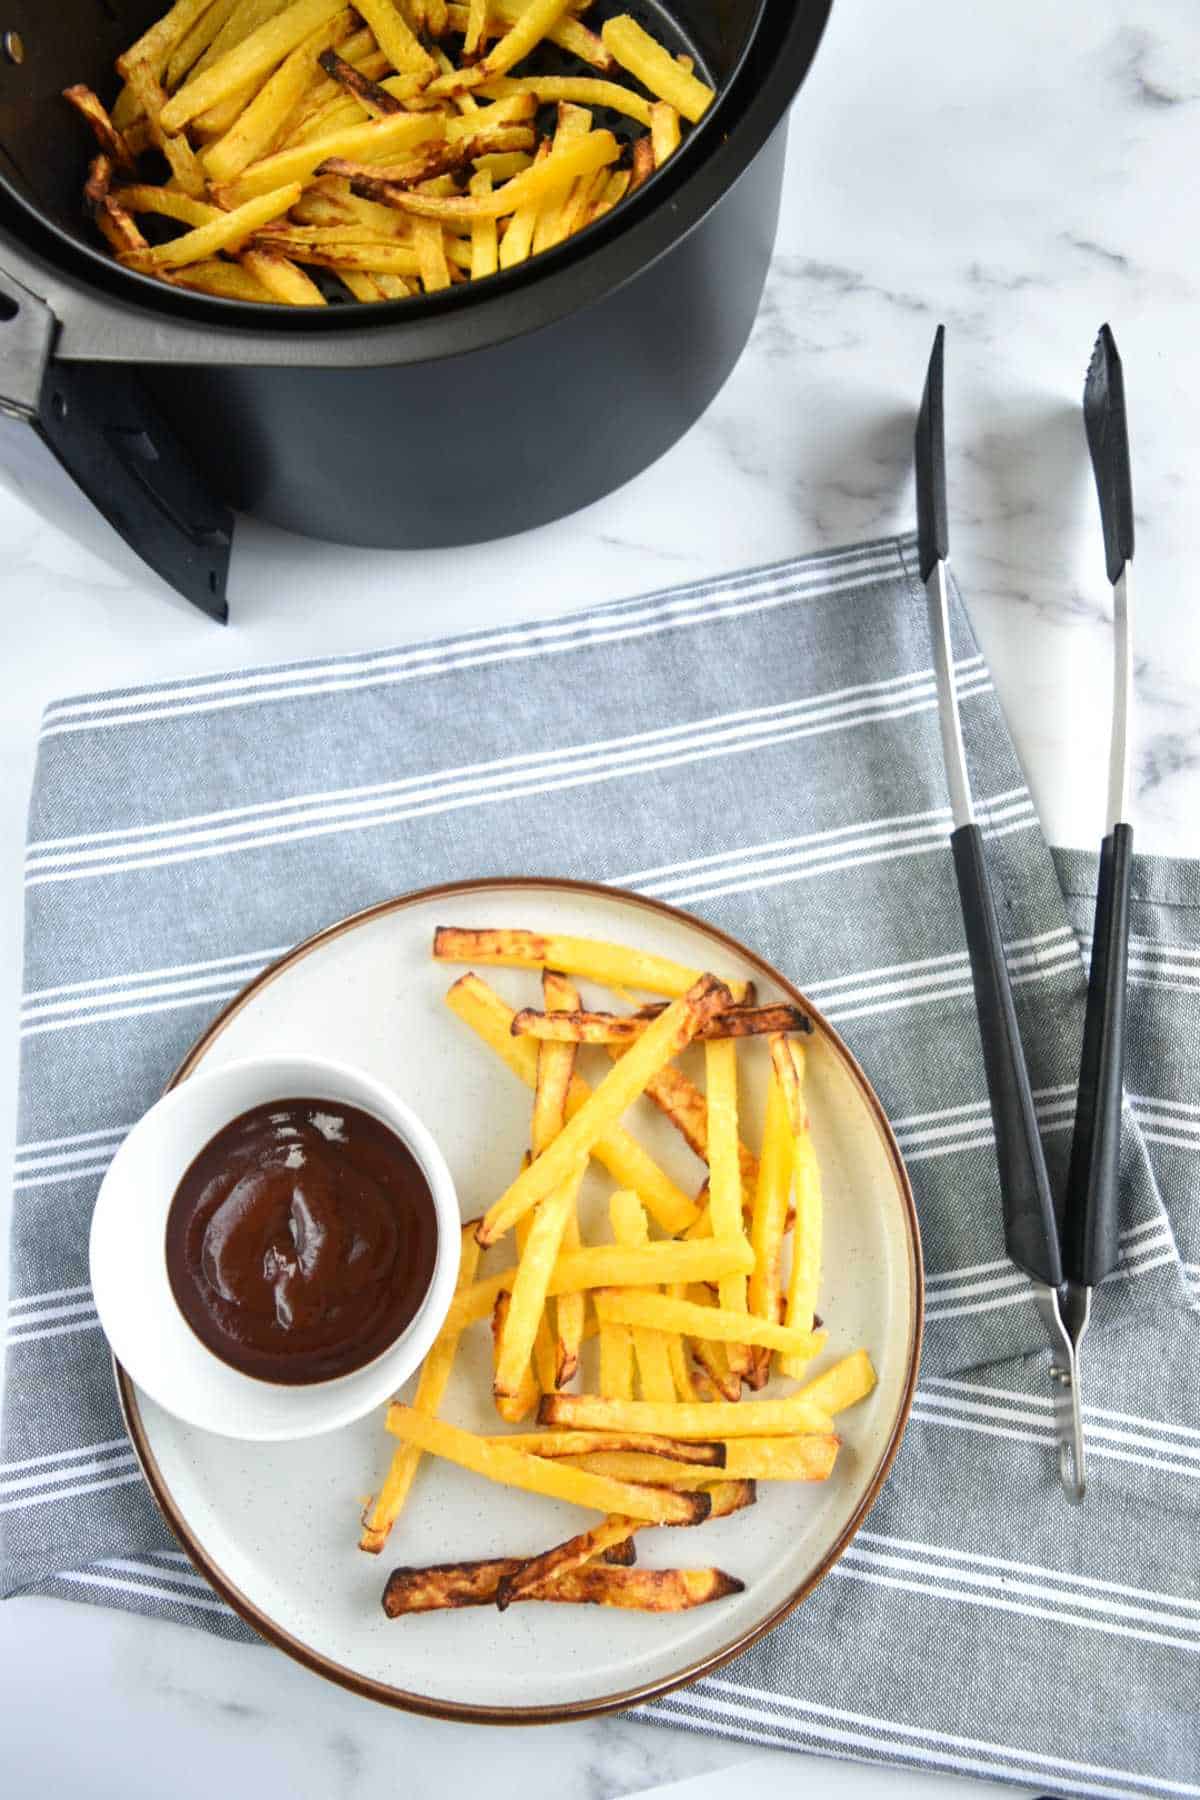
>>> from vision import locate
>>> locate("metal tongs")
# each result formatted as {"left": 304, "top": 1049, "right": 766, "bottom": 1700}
{"left": 914, "top": 325, "right": 1135, "bottom": 1502}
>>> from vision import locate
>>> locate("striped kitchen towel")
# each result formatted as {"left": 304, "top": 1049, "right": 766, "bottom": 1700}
{"left": 3, "top": 532, "right": 1196, "bottom": 1796}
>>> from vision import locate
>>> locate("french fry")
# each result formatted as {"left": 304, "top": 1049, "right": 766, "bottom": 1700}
{"left": 113, "top": 185, "right": 224, "bottom": 227}
{"left": 513, "top": 1002, "right": 808, "bottom": 1045}
{"left": 492, "top": 1289, "right": 540, "bottom": 1422}
{"left": 609, "top": 1192, "right": 676, "bottom": 1403}
{"left": 746, "top": 1058, "right": 793, "bottom": 1388}
{"left": 537, "top": 1391, "right": 835, "bottom": 1439}
{"left": 352, "top": 0, "right": 437, "bottom": 80}
{"left": 160, "top": 0, "right": 349, "bottom": 131}
{"left": 255, "top": 238, "right": 423, "bottom": 273}
{"left": 412, "top": 214, "right": 451, "bottom": 290}
{"left": 383, "top": 1559, "right": 742, "bottom": 1614}
{"left": 593, "top": 1290, "right": 825, "bottom": 1362}
{"left": 335, "top": 267, "right": 387, "bottom": 300}
{"left": 240, "top": 247, "right": 328, "bottom": 301}
{"left": 444, "top": 0, "right": 616, "bottom": 74}
{"left": 692, "top": 1334, "right": 741, "bottom": 1404}
{"left": 120, "top": 57, "right": 208, "bottom": 197}
{"left": 601, "top": 15, "right": 716, "bottom": 123}
{"left": 475, "top": 74, "right": 650, "bottom": 127}
{"left": 798, "top": 1349, "right": 877, "bottom": 1416}
{"left": 703, "top": 1478, "right": 757, "bottom": 1519}
{"left": 166, "top": 255, "right": 276, "bottom": 298}
{"left": 650, "top": 100, "right": 681, "bottom": 167}
{"left": 202, "top": 14, "right": 354, "bottom": 180}
{"left": 478, "top": 975, "right": 733, "bottom": 1244}
{"left": 598, "top": 1311, "right": 636, "bottom": 1400}
{"left": 628, "top": 133, "right": 654, "bottom": 193}
{"left": 558, "top": 1435, "right": 841, "bottom": 1486}
{"left": 445, "top": 1237, "right": 755, "bottom": 1333}
{"left": 121, "top": 183, "right": 302, "bottom": 269}
{"left": 540, "top": 971, "right": 585, "bottom": 1387}
{"left": 436, "top": 925, "right": 750, "bottom": 1001}
{"left": 613, "top": 1053, "right": 760, "bottom": 1204}
{"left": 705, "top": 1040, "right": 751, "bottom": 1379}
{"left": 385, "top": 1406, "right": 711, "bottom": 1524}
{"left": 62, "top": 87, "right": 137, "bottom": 173}
{"left": 496, "top": 1168, "right": 582, "bottom": 1398}
{"left": 189, "top": 0, "right": 293, "bottom": 84}
{"left": 772, "top": 1036, "right": 824, "bottom": 1376}
{"left": 531, "top": 971, "right": 578, "bottom": 1158}
{"left": 463, "top": 0, "right": 488, "bottom": 59}
{"left": 217, "top": 110, "right": 442, "bottom": 204}
{"left": 429, "top": 0, "right": 573, "bottom": 92}
{"left": 122, "top": 0, "right": 222, "bottom": 80}
{"left": 359, "top": 1221, "right": 482, "bottom": 1552}
{"left": 496, "top": 1514, "right": 641, "bottom": 1609}
{"left": 319, "top": 47, "right": 403, "bottom": 115}
{"left": 166, "top": 0, "right": 243, "bottom": 89}
{"left": 487, "top": 1432, "right": 724, "bottom": 1465}
{"left": 666, "top": 1319, "right": 700, "bottom": 1402}
{"left": 445, "top": 973, "right": 700, "bottom": 1234}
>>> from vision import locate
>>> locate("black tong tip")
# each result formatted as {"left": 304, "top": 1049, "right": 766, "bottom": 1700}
{"left": 915, "top": 325, "right": 948, "bottom": 582}
{"left": 1083, "top": 324, "right": 1135, "bottom": 584}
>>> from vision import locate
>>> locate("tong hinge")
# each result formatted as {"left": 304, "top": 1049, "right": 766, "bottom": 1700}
{"left": 1033, "top": 1282, "right": 1092, "bottom": 1503}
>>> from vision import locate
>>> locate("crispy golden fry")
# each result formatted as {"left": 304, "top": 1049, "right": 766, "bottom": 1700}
{"left": 601, "top": 15, "right": 716, "bottom": 122}
{"left": 692, "top": 1335, "right": 741, "bottom": 1404}
{"left": 385, "top": 1406, "right": 711, "bottom": 1523}
{"left": 383, "top": 1558, "right": 742, "bottom": 1615}
{"left": 255, "top": 237, "right": 423, "bottom": 273}
{"left": 479, "top": 975, "right": 733, "bottom": 1245}
{"left": 559, "top": 1436, "right": 841, "bottom": 1486}
{"left": 95, "top": 196, "right": 150, "bottom": 257}
{"left": 191, "top": 76, "right": 261, "bottom": 140}
{"left": 191, "top": 0, "right": 292, "bottom": 83}
{"left": 598, "top": 1311, "right": 636, "bottom": 1400}
{"left": 430, "top": 0, "right": 572, "bottom": 93}
{"left": 217, "top": 110, "right": 442, "bottom": 204}
{"left": 435, "top": 926, "right": 750, "bottom": 1001}
{"left": 446, "top": 1237, "right": 755, "bottom": 1333}
{"left": 319, "top": 47, "right": 403, "bottom": 116}
{"left": 121, "top": 182, "right": 302, "bottom": 269}
{"left": 121, "top": 56, "right": 208, "bottom": 196}
{"left": 650, "top": 100, "right": 681, "bottom": 167}
{"left": 240, "top": 246, "right": 328, "bottom": 301}
{"left": 540, "top": 971, "right": 586, "bottom": 1387}
{"left": 771, "top": 1036, "right": 824, "bottom": 1376}
{"left": 411, "top": 213, "right": 450, "bottom": 290}
{"left": 609, "top": 1192, "right": 676, "bottom": 1404}
{"left": 705, "top": 1039, "right": 751, "bottom": 1379}
{"left": 161, "top": 0, "right": 348, "bottom": 131}
{"left": 444, "top": 0, "right": 615, "bottom": 73}
{"left": 113, "top": 184, "right": 223, "bottom": 226}
{"left": 513, "top": 1002, "right": 808, "bottom": 1044}
{"left": 324, "top": 124, "right": 536, "bottom": 197}
{"left": 476, "top": 73, "right": 649, "bottom": 126}
{"left": 202, "top": 13, "right": 353, "bottom": 180}
{"left": 531, "top": 972, "right": 578, "bottom": 1159}
{"left": 628, "top": 133, "right": 655, "bottom": 193}
{"left": 123, "top": 0, "right": 222, "bottom": 80}
{"left": 593, "top": 1290, "right": 824, "bottom": 1361}
{"left": 166, "top": 255, "right": 275, "bottom": 297}
{"left": 703, "top": 1478, "right": 757, "bottom": 1519}
{"left": 607, "top": 1048, "right": 760, "bottom": 1207}
{"left": 538, "top": 1391, "right": 836, "bottom": 1440}
{"left": 463, "top": 0, "right": 488, "bottom": 59}
{"left": 376, "top": 127, "right": 617, "bottom": 222}
{"left": 665, "top": 1288, "right": 701, "bottom": 1402}
{"left": 496, "top": 1513, "right": 641, "bottom": 1609}
{"left": 353, "top": 0, "right": 437, "bottom": 79}
{"left": 444, "top": 975, "right": 700, "bottom": 1234}
{"left": 590, "top": 166, "right": 630, "bottom": 221}
{"left": 496, "top": 1170, "right": 579, "bottom": 1398}
{"left": 491, "top": 1289, "right": 539, "bottom": 1423}
{"left": 359, "top": 1221, "right": 482, "bottom": 1552}
{"left": 166, "top": 0, "right": 243, "bottom": 88}
{"left": 84, "top": 154, "right": 114, "bottom": 206}
{"left": 63, "top": 86, "right": 137, "bottom": 173}
{"left": 747, "top": 1058, "right": 793, "bottom": 1388}
{"left": 489, "top": 1431, "right": 725, "bottom": 1465}
{"left": 798, "top": 1349, "right": 877, "bottom": 1416}
{"left": 335, "top": 267, "right": 387, "bottom": 300}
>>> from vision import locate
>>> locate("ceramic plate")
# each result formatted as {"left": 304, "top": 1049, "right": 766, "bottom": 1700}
{"left": 118, "top": 879, "right": 922, "bottom": 1721}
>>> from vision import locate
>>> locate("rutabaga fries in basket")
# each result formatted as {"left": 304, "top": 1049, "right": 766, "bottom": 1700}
{"left": 69, "top": 0, "right": 716, "bottom": 305}
{"left": 359, "top": 919, "right": 878, "bottom": 1621}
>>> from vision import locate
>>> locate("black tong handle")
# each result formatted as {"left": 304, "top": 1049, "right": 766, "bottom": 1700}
{"left": 952, "top": 824, "right": 1064, "bottom": 1288}
{"left": 1064, "top": 824, "right": 1133, "bottom": 1284}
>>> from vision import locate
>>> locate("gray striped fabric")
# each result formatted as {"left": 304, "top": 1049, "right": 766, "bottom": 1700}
{"left": 4, "top": 534, "right": 1197, "bottom": 1795}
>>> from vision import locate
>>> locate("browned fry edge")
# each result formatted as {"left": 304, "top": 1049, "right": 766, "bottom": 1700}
{"left": 511, "top": 1003, "right": 812, "bottom": 1042}
{"left": 318, "top": 48, "right": 404, "bottom": 115}
{"left": 384, "top": 1559, "right": 744, "bottom": 1616}
{"left": 118, "top": 874, "right": 922, "bottom": 1724}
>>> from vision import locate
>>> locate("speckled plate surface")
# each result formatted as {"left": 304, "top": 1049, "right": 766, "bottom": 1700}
{"left": 118, "top": 879, "right": 922, "bottom": 1722}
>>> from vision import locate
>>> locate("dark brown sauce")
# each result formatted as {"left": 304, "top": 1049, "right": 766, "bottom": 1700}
{"left": 165, "top": 1099, "right": 438, "bottom": 1386}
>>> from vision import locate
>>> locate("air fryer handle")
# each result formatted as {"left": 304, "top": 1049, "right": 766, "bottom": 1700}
{"left": 0, "top": 263, "right": 232, "bottom": 621}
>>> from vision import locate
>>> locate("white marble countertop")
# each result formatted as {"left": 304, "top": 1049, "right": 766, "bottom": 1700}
{"left": 2, "top": 0, "right": 1197, "bottom": 1792}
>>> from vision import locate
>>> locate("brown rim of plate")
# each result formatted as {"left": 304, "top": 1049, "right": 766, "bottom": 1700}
{"left": 115, "top": 875, "right": 924, "bottom": 1726}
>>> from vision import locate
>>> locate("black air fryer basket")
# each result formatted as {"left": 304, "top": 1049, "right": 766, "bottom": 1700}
{"left": 0, "top": 1, "right": 832, "bottom": 618}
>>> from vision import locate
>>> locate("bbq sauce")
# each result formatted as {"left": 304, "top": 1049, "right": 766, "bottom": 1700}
{"left": 165, "top": 1099, "right": 438, "bottom": 1385}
